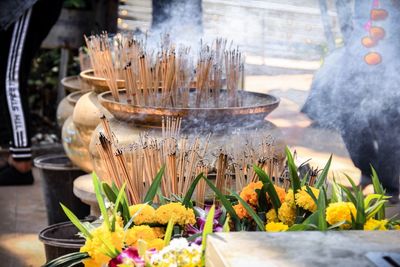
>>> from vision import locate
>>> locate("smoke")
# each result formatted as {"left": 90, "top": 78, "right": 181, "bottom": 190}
{"left": 302, "top": 0, "right": 400, "bottom": 131}
{"left": 300, "top": 0, "right": 400, "bottom": 188}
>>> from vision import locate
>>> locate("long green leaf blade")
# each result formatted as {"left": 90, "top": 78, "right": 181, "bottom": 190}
{"left": 143, "top": 165, "right": 165, "bottom": 204}
{"left": 92, "top": 172, "right": 111, "bottom": 231}
{"left": 317, "top": 188, "right": 327, "bottom": 231}
{"left": 285, "top": 147, "right": 301, "bottom": 192}
{"left": 253, "top": 165, "right": 281, "bottom": 212}
{"left": 202, "top": 205, "right": 215, "bottom": 252}
{"left": 164, "top": 219, "right": 174, "bottom": 247}
{"left": 338, "top": 184, "right": 357, "bottom": 204}
{"left": 102, "top": 182, "right": 117, "bottom": 203}
{"left": 182, "top": 173, "right": 204, "bottom": 208}
{"left": 43, "top": 252, "right": 90, "bottom": 267}
{"left": 112, "top": 183, "right": 126, "bottom": 231}
{"left": 60, "top": 204, "right": 92, "bottom": 239}
{"left": 370, "top": 165, "right": 385, "bottom": 219}
{"left": 201, "top": 176, "right": 240, "bottom": 230}
{"left": 315, "top": 155, "right": 332, "bottom": 188}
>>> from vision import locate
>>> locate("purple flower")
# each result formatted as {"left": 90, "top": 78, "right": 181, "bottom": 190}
{"left": 186, "top": 206, "right": 224, "bottom": 245}
{"left": 108, "top": 247, "right": 145, "bottom": 267}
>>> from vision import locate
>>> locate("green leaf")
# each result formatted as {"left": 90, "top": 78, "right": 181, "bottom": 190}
{"left": 230, "top": 191, "right": 265, "bottom": 231}
{"left": 338, "top": 184, "right": 357, "bottom": 204}
{"left": 103, "top": 182, "right": 131, "bottom": 227}
{"left": 355, "top": 190, "right": 366, "bottom": 229}
{"left": 253, "top": 165, "right": 282, "bottom": 212}
{"left": 187, "top": 233, "right": 202, "bottom": 242}
{"left": 301, "top": 172, "right": 310, "bottom": 187}
{"left": 344, "top": 174, "right": 359, "bottom": 191}
{"left": 285, "top": 147, "right": 301, "bottom": 192}
{"left": 315, "top": 155, "right": 332, "bottom": 188}
{"left": 111, "top": 183, "right": 126, "bottom": 231}
{"left": 164, "top": 219, "right": 174, "bottom": 247}
{"left": 370, "top": 165, "right": 386, "bottom": 219}
{"left": 223, "top": 216, "right": 230, "bottom": 232}
{"left": 143, "top": 165, "right": 165, "bottom": 204}
{"left": 157, "top": 187, "right": 167, "bottom": 205}
{"left": 289, "top": 212, "right": 319, "bottom": 231}
{"left": 305, "top": 184, "right": 318, "bottom": 205}
{"left": 202, "top": 205, "right": 216, "bottom": 253}
{"left": 201, "top": 176, "right": 241, "bottom": 230}
{"left": 364, "top": 194, "right": 388, "bottom": 208}
{"left": 330, "top": 177, "right": 342, "bottom": 203}
{"left": 182, "top": 173, "right": 204, "bottom": 208}
{"left": 60, "top": 204, "right": 92, "bottom": 239}
{"left": 102, "top": 182, "right": 117, "bottom": 203}
{"left": 43, "top": 252, "right": 90, "bottom": 267}
{"left": 366, "top": 199, "right": 387, "bottom": 220}
{"left": 92, "top": 172, "right": 111, "bottom": 231}
{"left": 317, "top": 188, "right": 327, "bottom": 231}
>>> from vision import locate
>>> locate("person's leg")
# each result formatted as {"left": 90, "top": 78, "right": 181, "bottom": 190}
{"left": 0, "top": 0, "right": 62, "bottom": 185}
{"left": 0, "top": 9, "right": 34, "bottom": 185}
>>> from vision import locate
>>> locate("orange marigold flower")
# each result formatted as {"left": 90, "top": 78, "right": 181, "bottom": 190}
{"left": 233, "top": 204, "right": 250, "bottom": 219}
{"left": 239, "top": 181, "right": 263, "bottom": 206}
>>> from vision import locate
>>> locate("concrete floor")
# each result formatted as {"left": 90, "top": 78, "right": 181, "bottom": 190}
{"left": 0, "top": 73, "right": 398, "bottom": 267}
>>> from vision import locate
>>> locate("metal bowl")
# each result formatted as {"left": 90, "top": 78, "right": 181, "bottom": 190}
{"left": 79, "top": 69, "right": 125, "bottom": 93}
{"left": 61, "top": 75, "right": 90, "bottom": 92}
{"left": 98, "top": 89, "right": 279, "bottom": 127}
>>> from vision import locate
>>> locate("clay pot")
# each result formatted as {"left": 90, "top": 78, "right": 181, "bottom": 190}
{"left": 72, "top": 92, "right": 113, "bottom": 149}
{"left": 62, "top": 116, "right": 93, "bottom": 172}
{"left": 56, "top": 91, "right": 84, "bottom": 128}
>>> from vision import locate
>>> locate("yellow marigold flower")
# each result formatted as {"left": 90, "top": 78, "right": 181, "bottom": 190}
{"left": 364, "top": 218, "right": 388, "bottom": 231}
{"left": 125, "top": 225, "right": 157, "bottom": 246}
{"left": 273, "top": 185, "right": 286, "bottom": 204}
{"left": 239, "top": 181, "right": 263, "bottom": 206}
{"left": 295, "top": 186, "right": 319, "bottom": 212}
{"left": 147, "top": 238, "right": 165, "bottom": 251}
{"left": 129, "top": 204, "right": 156, "bottom": 225}
{"left": 394, "top": 225, "right": 400, "bottom": 230}
{"left": 80, "top": 223, "right": 124, "bottom": 266}
{"left": 233, "top": 203, "right": 249, "bottom": 219}
{"left": 152, "top": 227, "right": 165, "bottom": 238}
{"left": 285, "top": 189, "right": 296, "bottom": 208}
{"left": 278, "top": 202, "right": 296, "bottom": 226}
{"left": 155, "top": 203, "right": 196, "bottom": 226}
{"left": 266, "top": 209, "right": 278, "bottom": 223}
{"left": 326, "top": 202, "right": 356, "bottom": 229}
{"left": 265, "top": 222, "right": 289, "bottom": 232}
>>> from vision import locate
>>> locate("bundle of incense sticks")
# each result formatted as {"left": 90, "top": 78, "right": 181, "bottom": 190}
{"left": 224, "top": 136, "right": 286, "bottom": 192}
{"left": 85, "top": 33, "right": 245, "bottom": 108}
{"left": 95, "top": 116, "right": 211, "bottom": 204}
{"left": 84, "top": 33, "right": 121, "bottom": 101}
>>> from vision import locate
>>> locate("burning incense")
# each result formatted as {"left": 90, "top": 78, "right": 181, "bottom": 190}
{"left": 85, "top": 33, "right": 246, "bottom": 108}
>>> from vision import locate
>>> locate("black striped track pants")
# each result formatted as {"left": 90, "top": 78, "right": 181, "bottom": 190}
{"left": 0, "top": 0, "right": 62, "bottom": 161}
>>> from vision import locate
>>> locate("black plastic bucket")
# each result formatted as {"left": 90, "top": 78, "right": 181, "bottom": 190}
{"left": 38, "top": 220, "right": 87, "bottom": 265}
{"left": 34, "top": 154, "right": 90, "bottom": 225}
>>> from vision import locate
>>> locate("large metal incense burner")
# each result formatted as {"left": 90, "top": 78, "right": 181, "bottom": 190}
{"left": 89, "top": 89, "right": 281, "bottom": 180}
{"left": 98, "top": 89, "right": 280, "bottom": 127}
